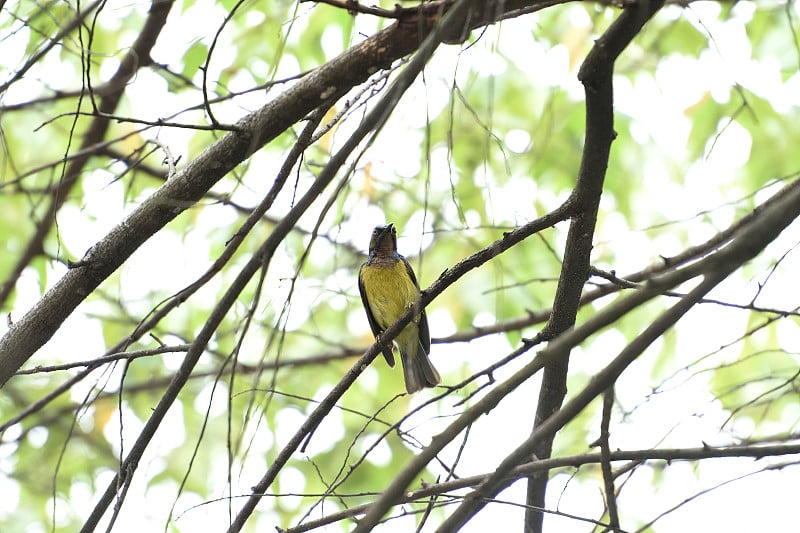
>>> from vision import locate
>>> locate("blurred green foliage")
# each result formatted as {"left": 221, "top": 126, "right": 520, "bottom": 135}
{"left": 1, "top": 0, "right": 799, "bottom": 531}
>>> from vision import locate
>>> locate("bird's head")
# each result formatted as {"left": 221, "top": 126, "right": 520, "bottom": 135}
{"left": 368, "top": 223, "right": 397, "bottom": 257}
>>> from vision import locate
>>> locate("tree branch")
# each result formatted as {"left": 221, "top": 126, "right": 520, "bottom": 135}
{"left": 284, "top": 439, "right": 800, "bottom": 532}
{"left": 525, "top": 2, "right": 665, "bottom": 530}
{"left": 598, "top": 387, "right": 620, "bottom": 532}
{"left": 0, "top": 0, "right": 105, "bottom": 95}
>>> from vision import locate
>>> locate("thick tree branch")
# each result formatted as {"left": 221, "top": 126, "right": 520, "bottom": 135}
{"left": 525, "top": 2, "right": 665, "bottom": 530}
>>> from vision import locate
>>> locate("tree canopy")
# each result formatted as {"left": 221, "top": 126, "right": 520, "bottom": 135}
{"left": 1, "top": 0, "right": 800, "bottom": 531}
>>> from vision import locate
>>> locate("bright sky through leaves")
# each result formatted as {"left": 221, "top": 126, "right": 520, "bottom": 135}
{"left": 1, "top": 1, "right": 800, "bottom": 531}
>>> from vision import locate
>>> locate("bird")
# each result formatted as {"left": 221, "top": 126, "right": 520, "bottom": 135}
{"left": 358, "top": 223, "right": 441, "bottom": 393}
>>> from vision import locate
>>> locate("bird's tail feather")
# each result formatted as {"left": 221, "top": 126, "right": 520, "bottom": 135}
{"left": 400, "top": 343, "right": 441, "bottom": 394}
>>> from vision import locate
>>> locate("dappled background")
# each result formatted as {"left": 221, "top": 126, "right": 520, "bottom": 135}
{"left": 1, "top": 1, "right": 800, "bottom": 531}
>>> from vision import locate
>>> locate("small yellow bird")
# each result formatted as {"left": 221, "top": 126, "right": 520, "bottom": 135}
{"left": 358, "top": 224, "right": 441, "bottom": 393}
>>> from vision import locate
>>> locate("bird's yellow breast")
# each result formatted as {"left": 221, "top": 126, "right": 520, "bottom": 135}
{"left": 360, "top": 259, "right": 420, "bottom": 330}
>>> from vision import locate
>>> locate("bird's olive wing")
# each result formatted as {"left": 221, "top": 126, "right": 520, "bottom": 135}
{"left": 402, "top": 257, "right": 431, "bottom": 355}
